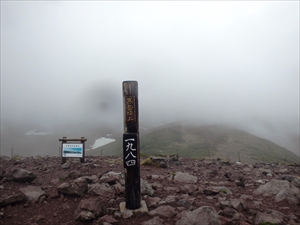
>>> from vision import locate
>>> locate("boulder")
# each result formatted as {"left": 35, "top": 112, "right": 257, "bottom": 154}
{"left": 148, "top": 205, "right": 177, "bottom": 218}
{"left": 0, "top": 192, "right": 25, "bottom": 207}
{"left": 179, "top": 184, "right": 197, "bottom": 195}
{"left": 141, "top": 179, "right": 154, "bottom": 196}
{"left": 95, "top": 215, "right": 118, "bottom": 224}
{"left": 57, "top": 177, "right": 89, "bottom": 197}
{"left": 146, "top": 196, "right": 161, "bottom": 209}
{"left": 19, "top": 186, "right": 45, "bottom": 203}
{"left": 99, "top": 172, "right": 124, "bottom": 185}
{"left": 141, "top": 216, "right": 163, "bottom": 225}
{"left": 74, "top": 198, "right": 104, "bottom": 221}
{"left": 203, "top": 186, "right": 233, "bottom": 195}
{"left": 253, "top": 179, "right": 291, "bottom": 197}
{"left": 275, "top": 188, "right": 299, "bottom": 204}
{"left": 176, "top": 206, "right": 221, "bottom": 225}
{"left": 174, "top": 172, "right": 197, "bottom": 184}
{"left": 11, "top": 168, "right": 36, "bottom": 183}
{"left": 88, "top": 183, "right": 115, "bottom": 197}
{"left": 254, "top": 210, "right": 284, "bottom": 225}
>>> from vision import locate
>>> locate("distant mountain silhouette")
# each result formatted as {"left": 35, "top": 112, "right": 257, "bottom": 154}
{"left": 87, "top": 123, "right": 299, "bottom": 164}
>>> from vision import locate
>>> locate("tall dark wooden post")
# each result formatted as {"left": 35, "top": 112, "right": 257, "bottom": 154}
{"left": 122, "top": 81, "right": 141, "bottom": 210}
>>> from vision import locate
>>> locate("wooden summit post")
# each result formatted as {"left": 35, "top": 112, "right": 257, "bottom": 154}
{"left": 122, "top": 81, "right": 141, "bottom": 210}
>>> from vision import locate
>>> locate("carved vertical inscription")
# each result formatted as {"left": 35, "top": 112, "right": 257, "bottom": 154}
{"left": 123, "top": 133, "right": 138, "bottom": 168}
{"left": 125, "top": 96, "right": 136, "bottom": 123}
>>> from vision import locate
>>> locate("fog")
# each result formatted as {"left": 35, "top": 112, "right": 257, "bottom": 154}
{"left": 1, "top": 1, "right": 299, "bottom": 156}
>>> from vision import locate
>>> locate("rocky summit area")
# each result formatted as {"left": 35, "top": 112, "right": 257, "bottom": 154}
{"left": 0, "top": 155, "right": 299, "bottom": 225}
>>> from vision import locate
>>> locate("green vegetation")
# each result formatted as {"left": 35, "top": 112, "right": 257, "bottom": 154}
{"left": 220, "top": 189, "right": 227, "bottom": 194}
{"left": 104, "top": 159, "right": 122, "bottom": 165}
{"left": 140, "top": 157, "right": 153, "bottom": 166}
{"left": 10, "top": 154, "right": 22, "bottom": 161}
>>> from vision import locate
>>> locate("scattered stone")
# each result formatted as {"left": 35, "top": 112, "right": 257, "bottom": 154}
{"left": 0, "top": 156, "right": 299, "bottom": 225}
{"left": 75, "top": 198, "right": 104, "bottom": 221}
{"left": 88, "top": 183, "right": 115, "bottom": 197}
{"left": 57, "top": 178, "right": 88, "bottom": 197}
{"left": 94, "top": 215, "right": 118, "bottom": 224}
{"left": 11, "top": 168, "right": 36, "bottom": 183}
{"left": 146, "top": 197, "right": 161, "bottom": 209}
{"left": 203, "top": 186, "right": 232, "bottom": 195}
{"left": 141, "top": 216, "right": 163, "bottom": 225}
{"left": 141, "top": 179, "right": 154, "bottom": 196}
{"left": 19, "top": 186, "right": 45, "bottom": 203}
{"left": 148, "top": 205, "right": 176, "bottom": 218}
{"left": 176, "top": 206, "right": 221, "bottom": 225}
{"left": 61, "top": 163, "right": 70, "bottom": 169}
{"left": 174, "top": 172, "right": 197, "bottom": 184}
{"left": 253, "top": 179, "right": 291, "bottom": 197}
{"left": 0, "top": 192, "right": 25, "bottom": 207}
{"left": 99, "top": 172, "right": 124, "bottom": 185}
{"left": 179, "top": 184, "right": 197, "bottom": 195}
{"left": 254, "top": 210, "right": 284, "bottom": 225}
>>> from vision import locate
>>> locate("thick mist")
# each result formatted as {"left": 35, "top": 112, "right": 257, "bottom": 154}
{"left": 1, "top": 1, "right": 299, "bottom": 157}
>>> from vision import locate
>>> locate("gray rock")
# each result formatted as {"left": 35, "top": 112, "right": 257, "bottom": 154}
{"left": 254, "top": 210, "right": 284, "bottom": 225}
{"left": 253, "top": 179, "right": 290, "bottom": 197}
{"left": 174, "top": 172, "right": 197, "bottom": 184}
{"left": 88, "top": 183, "right": 115, "bottom": 197}
{"left": 95, "top": 215, "right": 118, "bottom": 224}
{"left": 141, "top": 179, "right": 154, "bottom": 196}
{"left": 99, "top": 172, "right": 124, "bottom": 185}
{"left": 219, "top": 200, "right": 231, "bottom": 209}
{"left": 219, "top": 207, "right": 237, "bottom": 218}
{"left": 179, "top": 184, "right": 197, "bottom": 195}
{"left": 203, "top": 186, "right": 233, "bottom": 195}
{"left": 75, "top": 198, "right": 104, "bottom": 221}
{"left": 176, "top": 206, "right": 221, "bottom": 225}
{"left": 291, "top": 176, "right": 300, "bottom": 188}
{"left": 11, "top": 168, "right": 36, "bottom": 183}
{"left": 230, "top": 199, "right": 248, "bottom": 212}
{"left": 112, "top": 182, "right": 124, "bottom": 195}
{"left": 19, "top": 185, "right": 45, "bottom": 203}
{"left": 76, "top": 210, "right": 96, "bottom": 221}
{"left": 178, "top": 194, "right": 195, "bottom": 208}
{"left": 151, "top": 175, "right": 164, "bottom": 180}
{"left": 0, "top": 192, "right": 25, "bottom": 207}
{"left": 159, "top": 195, "right": 179, "bottom": 207}
{"left": 275, "top": 188, "right": 299, "bottom": 204}
{"left": 141, "top": 216, "right": 163, "bottom": 225}
{"left": 148, "top": 205, "right": 176, "bottom": 218}
{"left": 146, "top": 196, "right": 161, "bottom": 209}
{"left": 149, "top": 156, "right": 169, "bottom": 168}
{"left": 61, "top": 163, "right": 70, "bottom": 169}
{"left": 57, "top": 177, "right": 88, "bottom": 197}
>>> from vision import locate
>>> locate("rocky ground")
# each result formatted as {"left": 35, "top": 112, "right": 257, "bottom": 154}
{"left": 0, "top": 155, "right": 299, "bottom": 225}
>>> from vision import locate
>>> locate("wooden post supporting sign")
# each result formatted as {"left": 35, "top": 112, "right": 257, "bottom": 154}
{"left": 122, "top": 81, "right": 141, "bottom": 210}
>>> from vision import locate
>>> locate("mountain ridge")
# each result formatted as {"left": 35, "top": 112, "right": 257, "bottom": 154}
{"left": 87, "top": 123, "right": 299, "bottom": 164}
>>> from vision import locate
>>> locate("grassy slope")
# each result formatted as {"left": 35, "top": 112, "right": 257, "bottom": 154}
{"left": 87, "top": 124, "right": 299, "bottom": 164}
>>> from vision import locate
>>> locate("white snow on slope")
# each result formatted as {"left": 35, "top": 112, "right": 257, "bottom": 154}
{"left": 90, "top": 137, "right": 115, "bottom": 149}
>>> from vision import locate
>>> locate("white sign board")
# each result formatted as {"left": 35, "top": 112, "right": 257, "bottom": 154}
{"left": 62, "top": 143, "right": 83, "bottom": 157}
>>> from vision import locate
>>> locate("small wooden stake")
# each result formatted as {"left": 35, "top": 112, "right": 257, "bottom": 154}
{"left": 122, "top": 81, "right": 141, "bottom": 210}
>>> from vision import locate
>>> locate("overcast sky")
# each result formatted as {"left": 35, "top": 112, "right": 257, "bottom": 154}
{"left": 1, "top": 1, "right": 299, "bottom": 155}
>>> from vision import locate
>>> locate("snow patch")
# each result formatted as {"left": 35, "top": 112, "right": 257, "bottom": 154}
{"left": 91, "top": 137, "right": 115, "bottom": 149}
